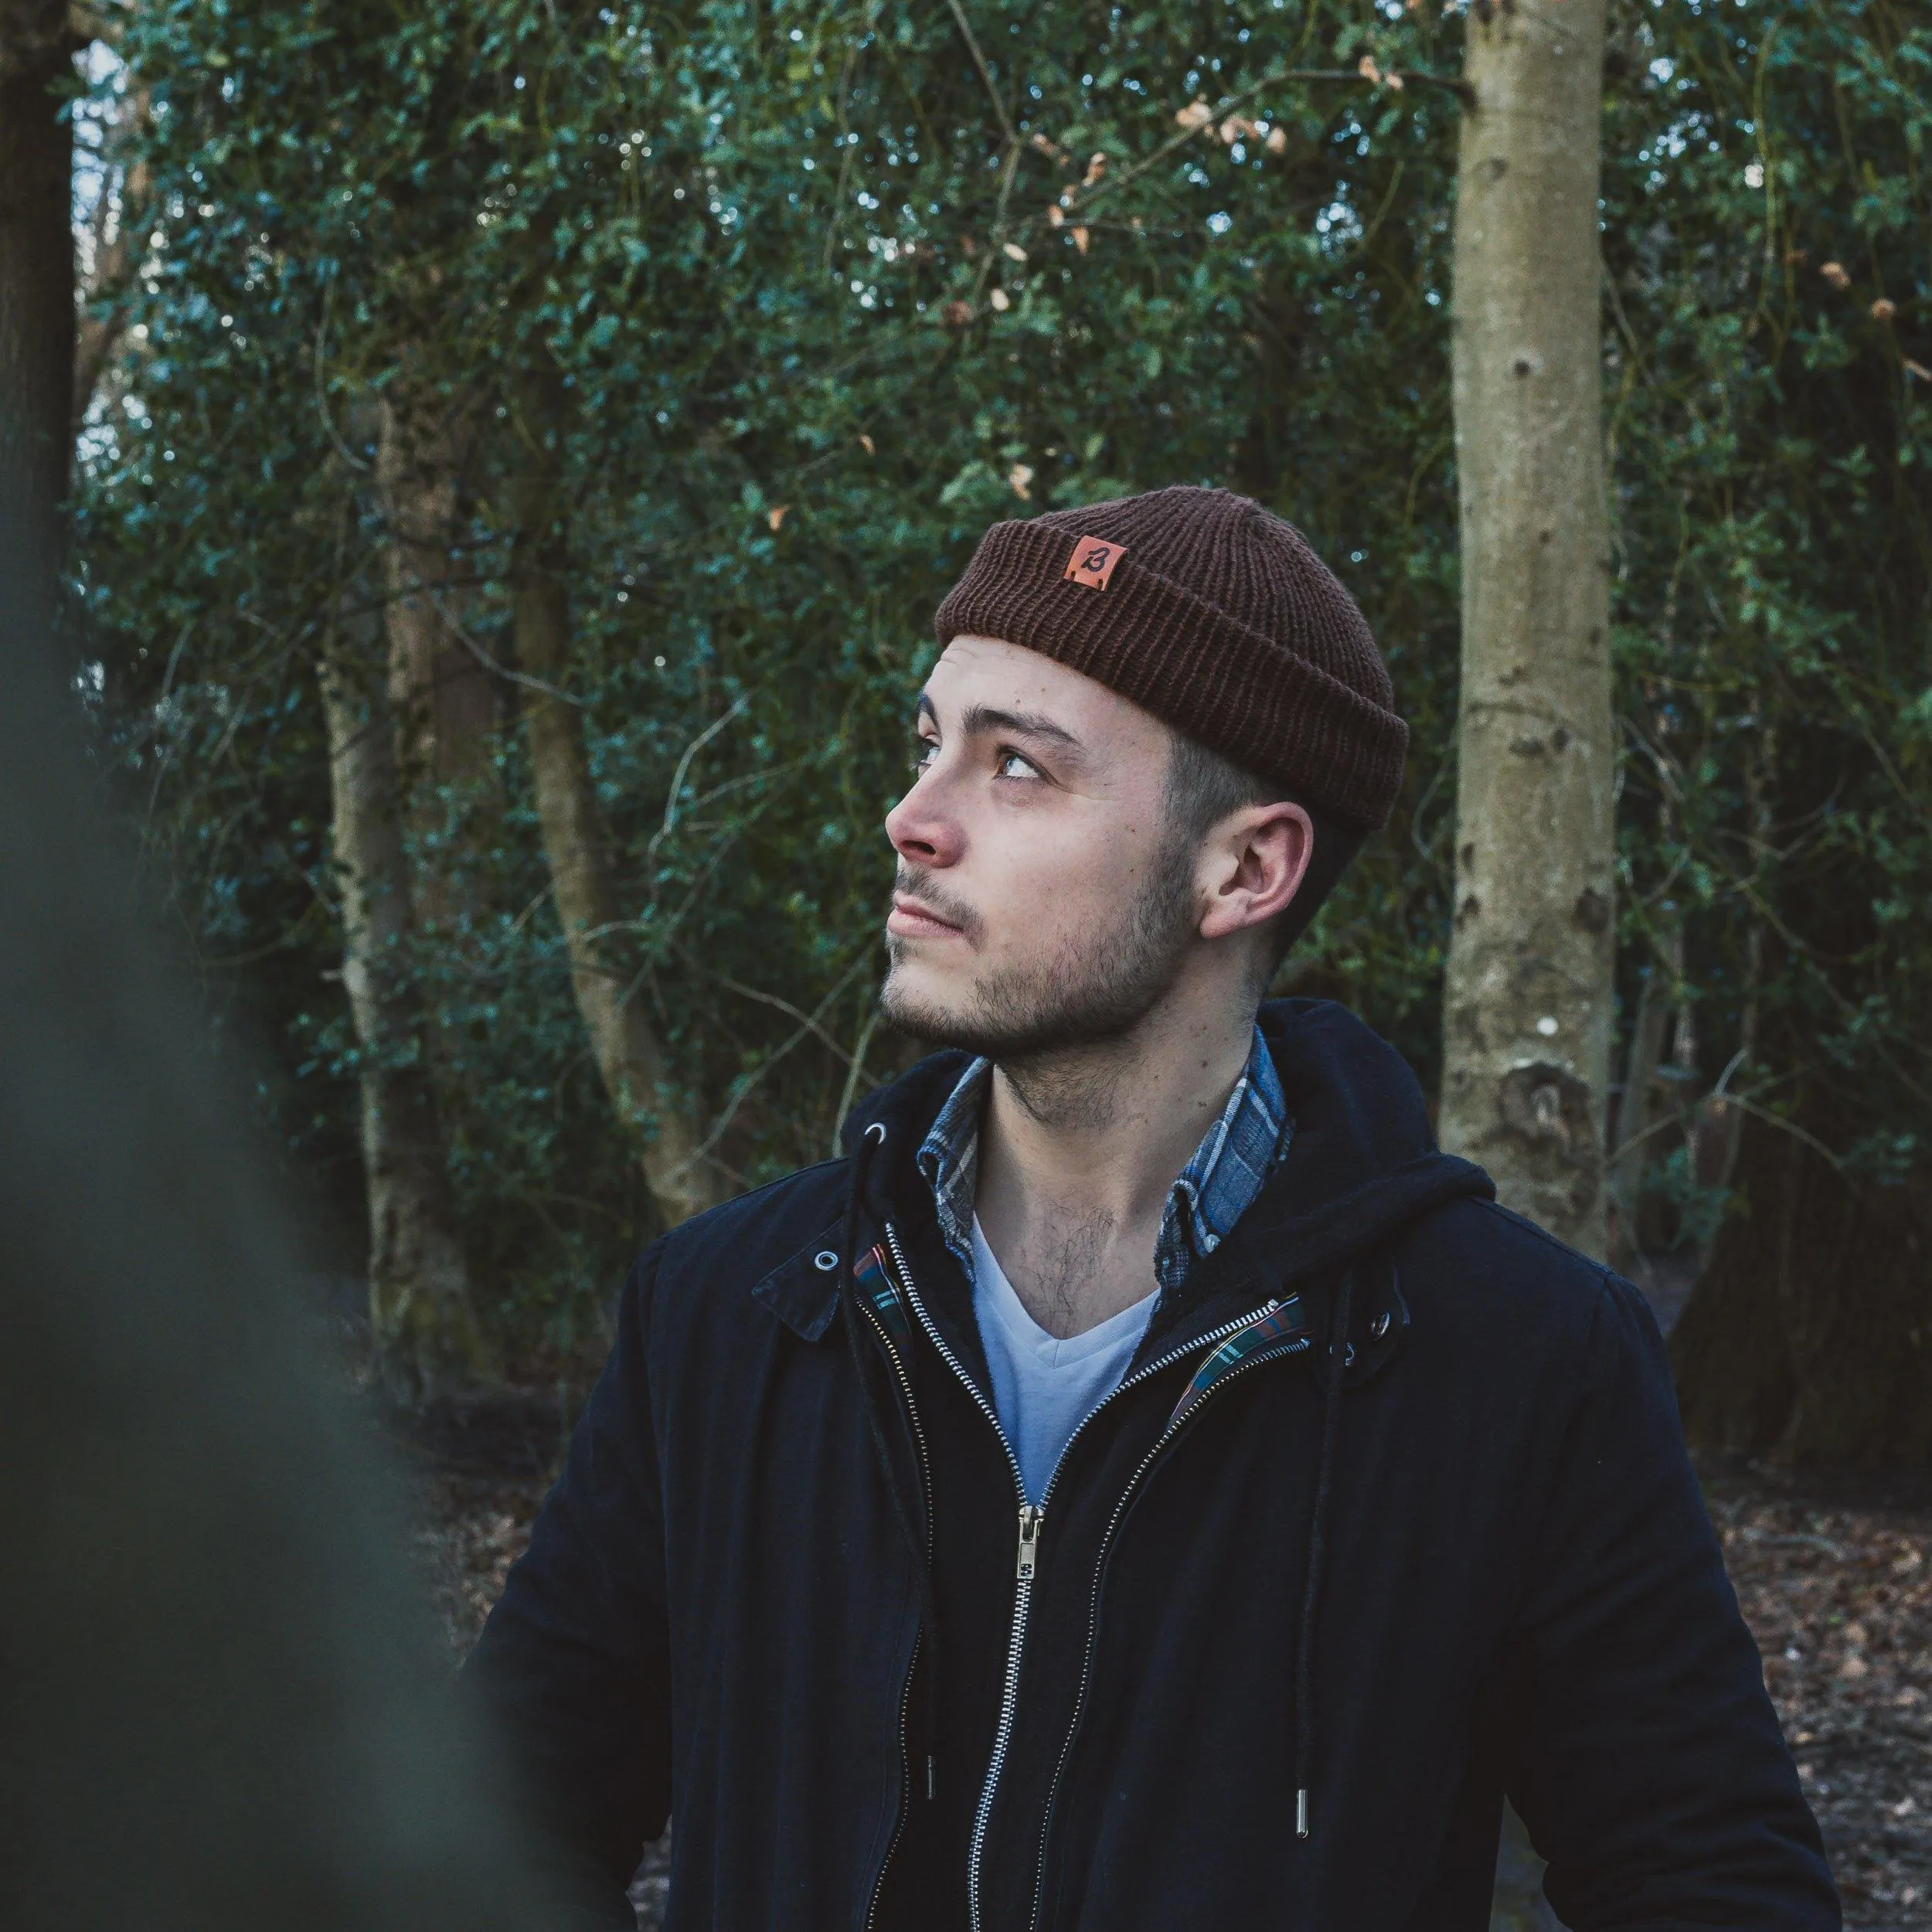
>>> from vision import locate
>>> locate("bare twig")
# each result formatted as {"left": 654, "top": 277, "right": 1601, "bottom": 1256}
{"left": 972, "top": 141, "right": 1027, "bottom": 302}
{"left": 823, "top": 31, "right": 866, "bottom": 276}
{"left": 427, "top": 589, "right": 584, "bottom": 706}
{"left": 1608, "top": 1047, "right": 1772, "bottom": 1172}
{"left": 1409, "top": 745, "right": 1453, "bottom": 867}
{"left": 716, "top": 971, "right": 855, "bottom": 1067}
{"left": 1848, "top": 706, "right": 1929, "bottom": 822}
{"left": 313, "top": 286, "right": 372, "bottom": 474}
{"left": 677, "top": 757, "right": 809, "bottom": 822}
{"left": 944, "top": 0, "right": 1015, "bottom": 149}
{"left": 665, "top": 954, "right": 871, "bottom": 1182}
{"left": 831, "top": 996, "right": 884, "bottom": 1156}
{"left": 1714, "top": 1094, "right": 1848, "bottom": 1177}
{"left": 1601, "top": 260, "right": 1651, "bottom": 385}
{"left": 506, "top": 883, "right": 555, "bottom": 936}
{"left": 142, "top": 621, "right": 193, "bottom": 822}
{"left": 646, "top": 692, "right": 752, "bottom": 872}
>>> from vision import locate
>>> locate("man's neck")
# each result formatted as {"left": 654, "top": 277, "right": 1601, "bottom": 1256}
{"left": 973, "top": 1002, "right": 1255, "bottom": 1341}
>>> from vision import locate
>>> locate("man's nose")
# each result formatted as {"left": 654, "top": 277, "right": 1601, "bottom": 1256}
{"left": 885, "top": 770, "right": 964, "bottom": 869}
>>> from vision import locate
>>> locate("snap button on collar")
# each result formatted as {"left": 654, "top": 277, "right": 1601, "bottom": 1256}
{"left": 814, "top": 1250, "right": 839, "bottom": 1271}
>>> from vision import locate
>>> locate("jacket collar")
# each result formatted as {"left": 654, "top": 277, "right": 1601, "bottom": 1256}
{"left": 761, "top": 1000, "right": 1493, "bottom": 1349}
{"left": 750, "top": 1224, "right": 850, "bottom": 1342}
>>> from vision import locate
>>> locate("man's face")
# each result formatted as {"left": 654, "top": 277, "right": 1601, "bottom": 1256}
{"left": 879, "top": 634, "right": 1202, "bottom": 1059}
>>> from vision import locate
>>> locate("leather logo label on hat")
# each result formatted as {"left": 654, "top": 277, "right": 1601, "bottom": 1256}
{"left": 1063, "top": 536, "right": 1126, "bottom": 590}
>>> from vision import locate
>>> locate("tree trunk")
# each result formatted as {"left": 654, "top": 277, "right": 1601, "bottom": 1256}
{"left": 318, "top": 589, "right": 495, "bottom": 1401}
{"left": 0, "top": 0, "right": 75, "bottom": 638}
{"left": 376, "top": 388, "right": 501, "bottom": 938}
{"left": 1672, "top": 1100, "right": 1932, "bottom": 1468}
{"left": 507, "top": 363, "right": 721, "bottom": 1229}
{"left": 1438, "top": 0, "right": 1615, "bottom": 1257}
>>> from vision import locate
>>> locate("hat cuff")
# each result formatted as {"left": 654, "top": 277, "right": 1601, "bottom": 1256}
{"left": 934, "top": 519, "right": 1406, "bottom": 830}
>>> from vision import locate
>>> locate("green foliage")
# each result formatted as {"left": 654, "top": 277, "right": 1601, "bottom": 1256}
{"left": 77, "top": 0, "right": 1930, "bottom": 1349}
{"left": 1600, "top": 0, "right": 1932, "bottom": 1189}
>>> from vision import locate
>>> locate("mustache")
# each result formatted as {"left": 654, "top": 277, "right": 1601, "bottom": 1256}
{"left": 891, "top": 867, "right": 985, "bottom": 944}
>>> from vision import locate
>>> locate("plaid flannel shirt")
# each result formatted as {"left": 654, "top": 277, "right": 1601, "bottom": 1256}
{"left": 915, "top": 1025, "right": 1293, "bottom": 1303}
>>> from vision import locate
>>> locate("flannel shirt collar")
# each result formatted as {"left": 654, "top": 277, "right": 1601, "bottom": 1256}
{"left": 914, "top": 1025, "right": 1293, "bottom": 1298}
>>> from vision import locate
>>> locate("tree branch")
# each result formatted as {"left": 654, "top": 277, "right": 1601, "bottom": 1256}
{"left": 943, "top": 0, "right": 1015, "bottom": 150}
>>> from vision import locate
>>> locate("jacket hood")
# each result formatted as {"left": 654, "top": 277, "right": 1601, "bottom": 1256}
{"left": 1230, "top": 998, "right": 1492, "bottom": 1290}
{"left": 842, "top": 998, "right": 1492, "bottom": 1291}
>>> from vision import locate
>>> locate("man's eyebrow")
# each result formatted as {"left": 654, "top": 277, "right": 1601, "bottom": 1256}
{"left": 913, "top": 692, "right": 1090, "bottom": 765}
{"left": 960, "top": 702, "right": 1086, "bottom": 756}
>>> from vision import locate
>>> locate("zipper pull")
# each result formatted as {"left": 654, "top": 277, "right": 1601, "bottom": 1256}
{"left": 1015, "top": 1505, "right": 1043, "bottom": 1581}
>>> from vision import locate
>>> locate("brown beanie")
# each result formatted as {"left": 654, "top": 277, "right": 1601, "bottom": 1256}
{"left": 932, "top": 485, "right": 1406, "bottom": 830}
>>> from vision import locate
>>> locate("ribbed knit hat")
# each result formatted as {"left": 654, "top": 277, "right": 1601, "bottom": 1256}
{"left": 932, "top": 486, "right": 1406, "bottom": 830}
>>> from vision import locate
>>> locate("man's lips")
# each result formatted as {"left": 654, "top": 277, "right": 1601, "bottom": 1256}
{"left": 887, "top": 894, "right": 966, "bottom": 940}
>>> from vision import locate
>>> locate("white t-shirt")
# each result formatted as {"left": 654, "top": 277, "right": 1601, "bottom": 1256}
{"left": 970, "top": 1216, "right": 1158, "bottom": 1507}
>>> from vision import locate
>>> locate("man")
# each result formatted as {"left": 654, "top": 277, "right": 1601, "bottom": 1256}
{"left": 467, "top": 488, "right": 1838, "bottom": 1930}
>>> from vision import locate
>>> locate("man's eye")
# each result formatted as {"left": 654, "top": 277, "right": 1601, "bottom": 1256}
{"left": 912, "top": 738, "right": 939, "bottom": 770}
{"left": 996, "top": 749, "right": 1041, "bottom": 780}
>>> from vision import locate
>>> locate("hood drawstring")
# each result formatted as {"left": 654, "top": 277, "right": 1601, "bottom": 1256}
{"left": 837, "top": 1119, "right": 944, "bottom": 1802}
{"left": 1293, "top": 1262, "right": 1355, "bottom": 1840}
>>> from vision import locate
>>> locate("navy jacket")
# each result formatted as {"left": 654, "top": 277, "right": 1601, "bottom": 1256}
{"left": 465, "top": 1000, "right": 1838, "bottom": 1930}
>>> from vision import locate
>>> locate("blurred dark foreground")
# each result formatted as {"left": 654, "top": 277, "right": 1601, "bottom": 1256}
{"left": 0, "top": 574, "right": 543, "bottom": 1927}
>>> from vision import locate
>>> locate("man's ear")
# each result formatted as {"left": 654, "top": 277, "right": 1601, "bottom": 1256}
{"left": 1196, "top": 802, "right": 1315, "bottom": 942}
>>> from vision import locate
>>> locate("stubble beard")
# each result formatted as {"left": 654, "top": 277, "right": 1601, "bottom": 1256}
{"left": 880, "top": 838, "right": 1200, "bottom": 1124}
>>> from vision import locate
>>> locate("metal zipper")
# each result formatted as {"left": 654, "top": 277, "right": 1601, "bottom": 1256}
{"left": 1026, "top": 1332, "right": 1313, "bottom": 1932}
{"left": 882, "top": 1224, "right": 1032, "bottom": 1932}
{"left": 1030, "top": 1302, "right": 1282, "bottom": 1522}
{"left": 861, "top": 1627, "right": 920, "bottom": 1932}
{"left": 858, "top": 1288, "right": 934, "bottom": 1932}
{"left": 883, "top": 1222, "right": 1277, "bottom": 1932}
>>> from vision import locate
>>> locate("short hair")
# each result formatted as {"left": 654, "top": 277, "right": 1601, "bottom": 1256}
{"left": 1163, "top": 732, "right": 1367, "bottom": 981}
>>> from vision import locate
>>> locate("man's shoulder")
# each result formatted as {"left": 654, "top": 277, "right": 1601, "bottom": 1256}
{"left": 651, "top": 1156, "right": 851, "bottom": 1283}
{"left": 1395, "top": 1191, "right": 1655, "bottom": 1358}
{"left": 629, "top": 1156, "right": 855, "bottom": 1358}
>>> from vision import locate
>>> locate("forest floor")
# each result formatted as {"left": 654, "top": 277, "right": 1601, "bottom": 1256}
{"left": 382, "top": 1337, "right": 1932, "bottom": 1931}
